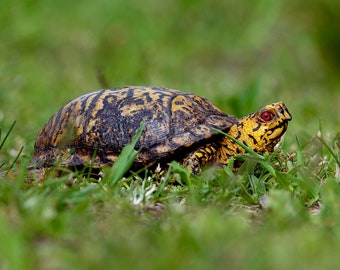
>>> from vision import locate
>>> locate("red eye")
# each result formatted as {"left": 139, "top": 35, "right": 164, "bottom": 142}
{"left": 260, "top": 111, "right": 273, "bottom": 121}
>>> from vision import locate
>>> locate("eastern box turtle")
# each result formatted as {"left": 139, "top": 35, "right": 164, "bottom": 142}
{"left": 28, "top": 86, "right": 292, "bottom": 180}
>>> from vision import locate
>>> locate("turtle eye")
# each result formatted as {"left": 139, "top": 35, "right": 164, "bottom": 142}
{"left": 260, "top": 111, "right": 273, "bottom": 122}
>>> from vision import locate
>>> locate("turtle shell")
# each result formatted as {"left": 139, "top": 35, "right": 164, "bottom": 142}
{"left": 29, "top": 86, "right": 238, "bottom": 171}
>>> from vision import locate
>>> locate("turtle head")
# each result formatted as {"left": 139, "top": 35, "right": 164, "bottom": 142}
{"left": 230, "top": 102, "right": 292, "bottom": 154}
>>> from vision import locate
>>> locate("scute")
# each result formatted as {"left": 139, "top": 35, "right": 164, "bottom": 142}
{"left": 29, "top": 86, "right": 238, "bottom": 170}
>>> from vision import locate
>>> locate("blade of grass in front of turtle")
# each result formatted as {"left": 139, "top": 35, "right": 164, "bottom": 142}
{"left": 211, "top": 127, "right": 261, "bottom": 157}
{"left": 168, "top": 161, "right": 192, "bottom": 187}
{"left": 106, "top": 119, "right": 145, "bottom": 187}
{"left": 211, "top": 127, "right": 277, "bottom": 177}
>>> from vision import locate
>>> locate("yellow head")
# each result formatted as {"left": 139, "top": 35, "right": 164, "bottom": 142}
{"left": 227, "top": 102, "right": 292, "bottom": 154}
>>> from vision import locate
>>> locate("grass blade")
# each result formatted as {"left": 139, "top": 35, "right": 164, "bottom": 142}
{"left": 105, "top": 119, "right": 146, "bottom": 187}
{"left": 317, "top": 135, "right": 340, "bottom": 168}
{"left": 6, "top": 146, "right": 24, "bottom": 175}
{"left": 0, "top": 121, "right": 16, "bottom": 151}
{"left": 211, "top": 127, "right": 277, "bottom": 177}
{"left": 211, "top": 127, "right": 264, "bottom": 159}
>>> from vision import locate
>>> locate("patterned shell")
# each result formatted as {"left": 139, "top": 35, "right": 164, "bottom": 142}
{"left": 29, "top": 86, "right": 238, "bottom": 170}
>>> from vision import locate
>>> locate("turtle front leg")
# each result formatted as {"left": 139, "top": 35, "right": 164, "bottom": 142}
{"left": 181, "top": 143, "right": 218, "bottom": 174}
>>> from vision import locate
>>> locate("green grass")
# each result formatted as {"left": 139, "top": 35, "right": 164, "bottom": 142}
{"left": 1, "top": 0, "right": 340, "bottom": 269}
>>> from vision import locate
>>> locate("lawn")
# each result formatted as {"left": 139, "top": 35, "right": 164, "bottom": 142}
{"left": 1, "top": 0, "right": 340, "bottom": 269}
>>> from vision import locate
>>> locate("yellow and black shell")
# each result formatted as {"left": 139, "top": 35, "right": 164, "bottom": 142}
{"left": 29, "top": 86, "right": 239, "bottom": 177}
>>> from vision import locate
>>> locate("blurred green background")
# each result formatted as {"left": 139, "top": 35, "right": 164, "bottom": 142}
{"left": 1, "top": 0, "right": 339, "bottom": 159}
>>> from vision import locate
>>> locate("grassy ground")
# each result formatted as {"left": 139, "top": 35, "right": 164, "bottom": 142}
{"left": 1, "top": 0, "right": 340, "bottom": 269}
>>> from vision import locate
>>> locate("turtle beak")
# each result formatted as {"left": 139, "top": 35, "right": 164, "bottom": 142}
{"left": 277, "top": 102, "right": 292, "bottom": 122}
{"left": 271, "top": 102, "right": 291, "bottom": 136}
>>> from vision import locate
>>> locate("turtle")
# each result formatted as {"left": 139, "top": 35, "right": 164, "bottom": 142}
{"left": 28, "top": 86, "right": 292, "bottom": 180}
